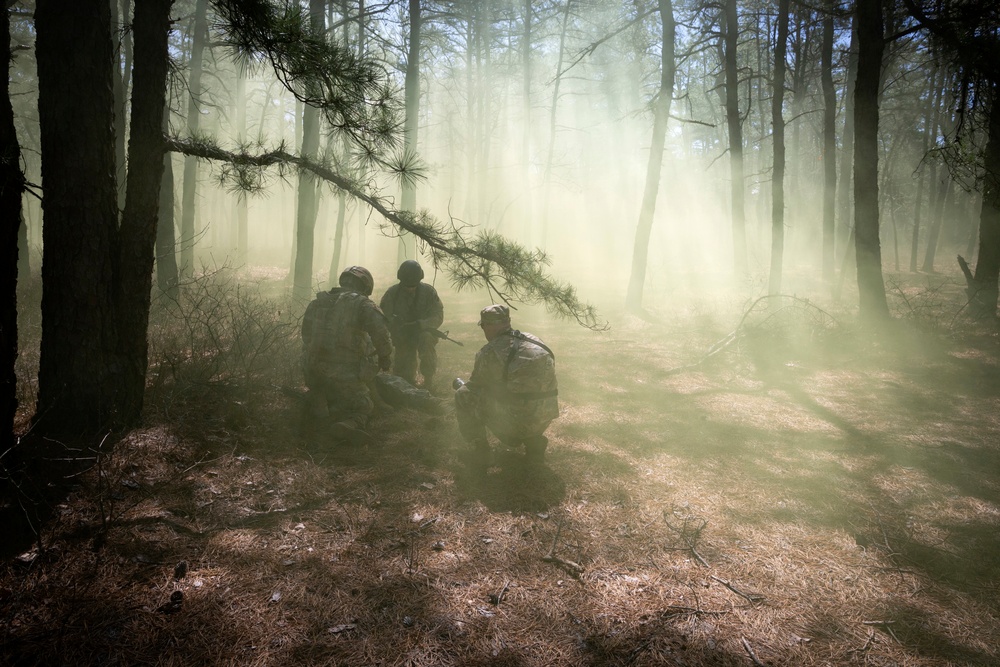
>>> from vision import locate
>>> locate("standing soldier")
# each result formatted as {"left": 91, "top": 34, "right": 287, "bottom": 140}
{"left": 380, "top": 260, "right": 444, "bottom": 389}
{"left": 301, "top": 266, "right": 392, "bottom": 445}
{"left": 454, "top": 304, "right": 559, "bottom": 474}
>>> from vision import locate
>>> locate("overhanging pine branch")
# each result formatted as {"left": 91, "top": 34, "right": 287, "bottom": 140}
{"left": 164, "top": 136, "right": 606, "bottom": 330}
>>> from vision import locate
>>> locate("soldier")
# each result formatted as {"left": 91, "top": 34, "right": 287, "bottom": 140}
{"left": 379, "top": 260, "right": 444, "bottom": 389}
{"left": 301, "top": 266, "right": 393, "bottom": 446}
{"left": 454, "top": 304, "right": 559, "bottom": 473}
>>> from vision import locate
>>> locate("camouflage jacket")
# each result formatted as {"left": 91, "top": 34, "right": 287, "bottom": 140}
{"left": 468, "top": 329, "right": 559, "bottom": 421}
{"left": 379, "top": 283, "right": 444, "bottom": 340}
{"left": 301, "top": 288, "right": 392, "bottom": 378}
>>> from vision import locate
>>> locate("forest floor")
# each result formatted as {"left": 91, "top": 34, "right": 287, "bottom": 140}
{"left": 3, "top": 267, "right": 1000, "bottom": 666}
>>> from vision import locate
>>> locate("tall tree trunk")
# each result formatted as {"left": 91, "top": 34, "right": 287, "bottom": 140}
{"left": 329, "top": 192, "right": 347, "bottom": 283}
{"left": 117, "top": 0, "right": 173, "bottom": 426}
{"left": 624, "top": 0, "right": 675, "bottom": 312}
{"left": 853, "top": 0, "right": 889, "bottom": 321}
{"left": 540, "top": 0, "right": 572, "bottom": 250}
{"left": 157, "top": 145, "right": 179, "bottom": 298}
{"left": 520, "top": 0, "right": 533, "bottom": 244}
{"left": 962, "top": 86, "right": 1000, "bottom": 317}
{"left": 910, "top": 64, "right": 940, "bottom": 271}
{"left": 398, "top": 0, "right": 421, "bottom": 263}
{"left": 923, "top": 174, "right": 952, "bottom": 272}
{"left": 233, "top": 67, "right": 248, "bottom": 266}
{"left": 768, "top": 0, "right": 790, "bottom": 296}
{"left": 1, "top": 5, "right": 24, "bottom": 453}
{"left": 837, "top": 16, "right": 858, "bottom": 247}
{"left": 724, "top": 0, "right": 747, "bottom": 278}
{"left": 34, "top": 0, "right": 123, "bottom": 436}
{"left": 111, "top": 0, "right": 128, "bottom": 213}
{"left": 821, "top": 3, "right": 836, "bottom": 282}
{"left": 179, "top": 0, "right": 208, "bottom": 278}
{"left": 292, "top": 0, "right": 326, "bottom": 301}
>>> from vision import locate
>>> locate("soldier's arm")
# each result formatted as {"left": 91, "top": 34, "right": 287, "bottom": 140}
{"left": 417, "top": 286, "right": 445, "bottom": 331}
{"left": 362, "top": 301, "right": 394, "bottom": 368}
{"left": 467, "top": 340, "right": 504, "bottom": 392}
{"left": 379, "top": 287, "right": 394, "bottom": 319}
{"left": 301, "top": 301, "right": 317, "bottom": 346}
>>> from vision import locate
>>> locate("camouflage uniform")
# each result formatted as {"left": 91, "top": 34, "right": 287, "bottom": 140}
{"left": 379, "top": 282, "right": 444, "bottom": 385}
{"left": 301, "top": 288, "right": 393, "bottom": 431}
{"left": 455, "top": 305, "right": 558, "bottom": 466}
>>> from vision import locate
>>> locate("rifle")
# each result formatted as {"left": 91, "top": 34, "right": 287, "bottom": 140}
{"left": 393, "top": 315, "right": 464, "bottom": 346}
{"left": 425, "top": 328, "right": 464, "bottom": 346}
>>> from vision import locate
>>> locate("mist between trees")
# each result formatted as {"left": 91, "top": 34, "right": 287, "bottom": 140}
{"left": 3, "top": 1, "right": 1000, "bottom": 556}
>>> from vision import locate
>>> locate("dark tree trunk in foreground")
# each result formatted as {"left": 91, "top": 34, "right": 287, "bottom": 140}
{"left": 821, "top": 2, "right": 836, "bottom": 282}
{"left": 960, "top": 85, "right": 1000, "bottom": 317}
{"left": 117, "top": 0, "right": 174, "bottom": 425}
{"left": 625, "top": 0, "right": 675, "bottom": 312}
{"left": 768, "top": 0, "right": 790, "bottom": 295}
{"left": 724, "top": 0, "right": 747, "bottom": 278}
{"left": 34, "top": 0, "right": 123, "bottom": 436}
{"left": 2, "top": 6, "right": 24, "bottom": 453}
{"left": 852, "top": 0, "right": 889, "bottom": 321}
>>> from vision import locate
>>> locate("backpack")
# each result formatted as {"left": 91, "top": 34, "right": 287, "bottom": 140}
{"left": 501, "top": 330, "right": 558, "bottom": 402}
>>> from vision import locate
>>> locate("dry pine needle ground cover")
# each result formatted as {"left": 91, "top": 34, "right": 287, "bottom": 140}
{"left": 3, "top": 272, "right": 1000, "bottom": 666}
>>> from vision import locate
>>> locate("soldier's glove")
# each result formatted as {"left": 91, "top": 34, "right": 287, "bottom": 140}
{"left": 378, "top": 355, "right": 392, "bottom": 372}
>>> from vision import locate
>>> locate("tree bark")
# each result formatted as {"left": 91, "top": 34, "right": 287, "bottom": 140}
{"left": 398, "top": 0, "right": 421, "bottom": 263}
{"left": 625, "top": 0, "right": 675, "bottom": 312}
{"left": 853, "top": 0, "right": 889, "bottom": 321}
{"left": 117, "top": 0, "right": 174, "bottom": 426}
{"left": 837, "top": 15, "right": 858, "bottom": 247}
{"left": 291, "top": 0, "right": 325, "bottom": 301}
{"left": 821, "top": 2, "right": 836, "bottom": 282}
{"left": 724, "top": 0, "right": 747, "bottom": 278}
{"left": 962, "top": 86, "right": 1000, "bottom": 316}
{"left": 179, "top": 0, "right": 208, "bottom": 278}
{"left": 34, "top": 0, "right": 123, "bottom": 436}
{"left": 1, "top": 5, "right": 24, "bottom": 453}
{"left": 768, "top": 0, "right": 790, "bottom": 296}
{"left": 910, "top": 64, "right": 940, "bottom": 271}
{"left": 157, "top": 144, "right": 179, "bottom": 298}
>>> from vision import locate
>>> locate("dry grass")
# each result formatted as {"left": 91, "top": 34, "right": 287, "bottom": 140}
{"left": 3, "top": 270, "right": 1000, "bottom": 666}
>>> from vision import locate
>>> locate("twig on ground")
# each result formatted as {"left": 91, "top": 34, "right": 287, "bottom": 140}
{"left": 741, "top": 637, "right": 766, "bottom": 667}
{"left": 664, "top": 510, "right": 710, "bottom": 567}
{"left": 847, "top": 629, "right": 876, "bottom": 655}
{"left": 542, "top": 517, "right": 584, "bottom": 578}
{"left": 710, "top": 575, "right": 765, "bottom": 605}
{"left": 862, "top": 620, "right": 900, "bottom": 643}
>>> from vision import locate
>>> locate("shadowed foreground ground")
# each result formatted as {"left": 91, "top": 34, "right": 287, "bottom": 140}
{"left": 3, "top": 277, "right": 999, "bottom": 666}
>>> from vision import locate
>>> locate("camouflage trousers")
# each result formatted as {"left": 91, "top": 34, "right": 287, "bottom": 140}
{"left": 303, "top": 363, "right": 374, "bottom": 429}
{"left": 392, "top": 333, "right": 438, "bottom": 385}
{"left": 454, "top": 384, "right": 551, "bottom": 447}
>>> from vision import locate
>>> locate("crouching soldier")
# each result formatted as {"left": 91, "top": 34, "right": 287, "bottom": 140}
{"left": 301, "top": 266, "right": 393, "bottom": 446}
{"left": 454, "top": 304, "right": 558, "bottom": 473}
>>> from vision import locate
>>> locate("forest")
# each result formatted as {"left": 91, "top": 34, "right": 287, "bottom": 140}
{"left": 2, "top": 0, "right": 1000, "bottom": 665}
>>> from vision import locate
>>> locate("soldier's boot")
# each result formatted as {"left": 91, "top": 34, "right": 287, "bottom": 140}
{"left": 467, "top": 439, "right": 492, "bottom": 476}
{"left": 329, "top": 418, "right": 374, "bottom": 447}
{"left": 524, "top": 435, "right": 548, "bottom": 466}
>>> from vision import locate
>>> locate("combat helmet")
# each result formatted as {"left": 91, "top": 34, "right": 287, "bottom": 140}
{"left": 339, "top": 265, "right": 374, "bottom": 296}
{"left": 397, "top": 260, "right": 424, "bottom": 287}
